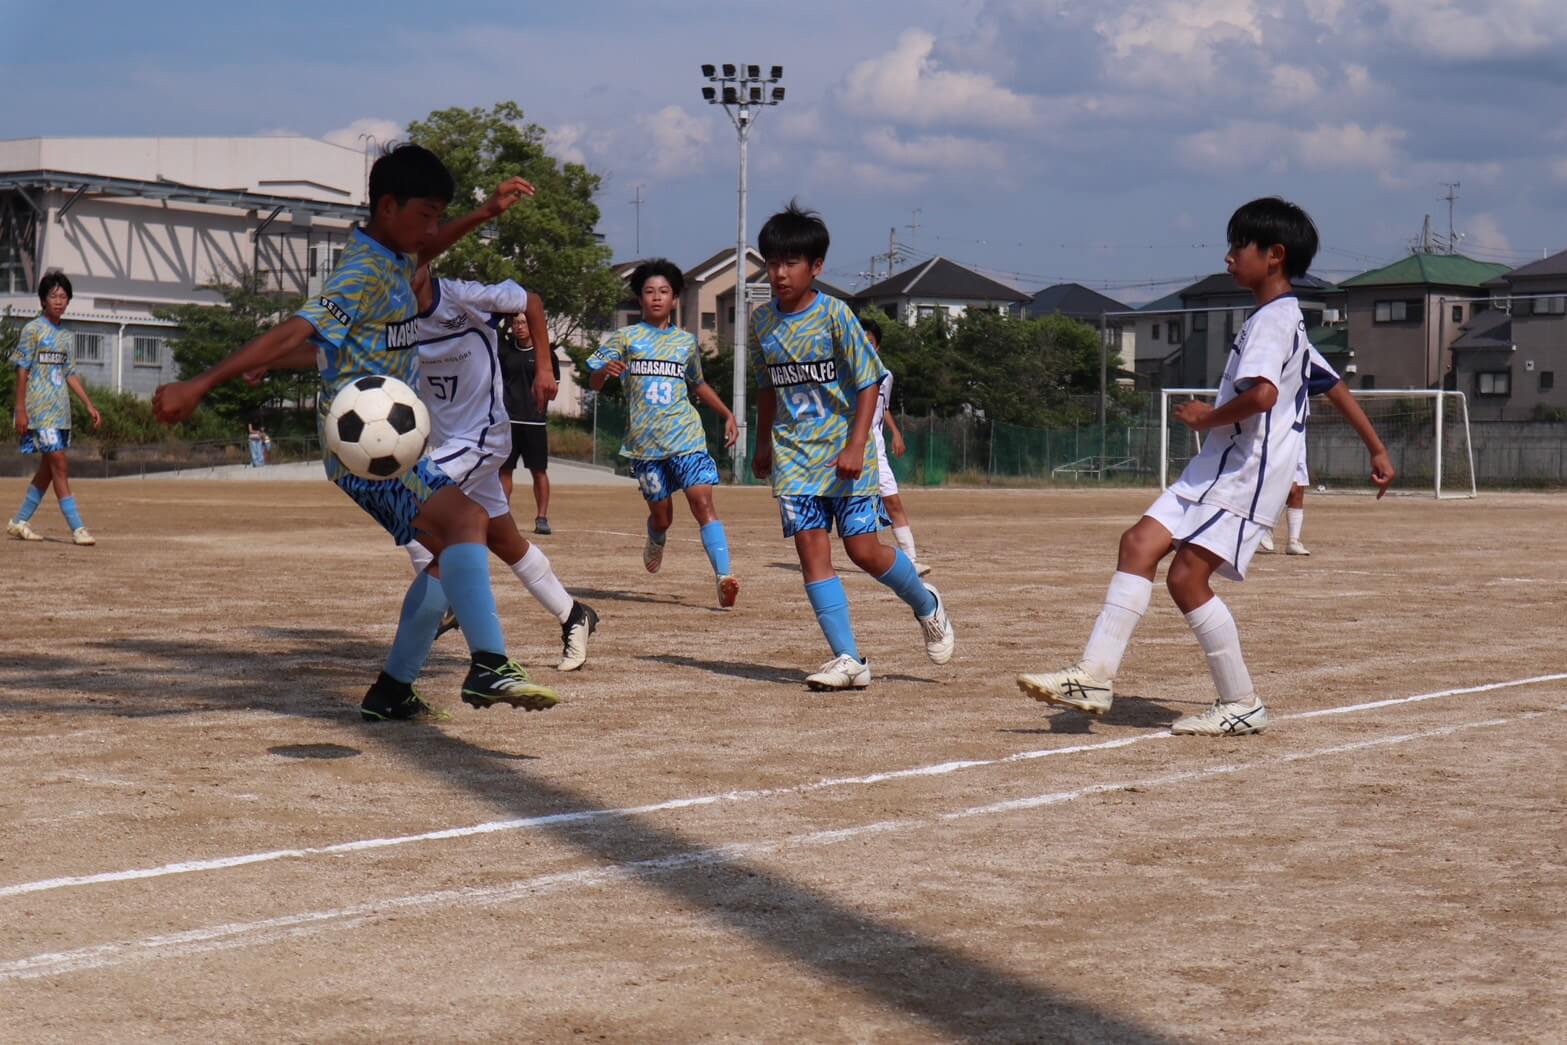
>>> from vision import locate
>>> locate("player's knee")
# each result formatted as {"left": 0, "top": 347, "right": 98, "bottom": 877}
{"left": 845, "top": 540, "right": 884, "bottom": 573}
{"left": 1118, "top": 525, "right": 1156, "bottom": 567}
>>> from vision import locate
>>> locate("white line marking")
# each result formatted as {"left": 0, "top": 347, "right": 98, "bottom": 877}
{"left": 580, "top": 528, "right": 703, "bottom": 545}
{"left": 1, "top": 672, "right": 1563, "bottom": 902}
{"left": 2, "top": 707, "right": 1554, "bottom": 985}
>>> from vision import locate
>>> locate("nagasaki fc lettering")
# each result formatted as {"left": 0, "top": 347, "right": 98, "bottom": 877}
{"left": 386, "top": 317, "right": 420, "bottom": 350}
{"left": 767, "top": 359, "right": 837, "bottom": 387}
{"left": 627, "top": 359, "right": 688, "bottom": 379}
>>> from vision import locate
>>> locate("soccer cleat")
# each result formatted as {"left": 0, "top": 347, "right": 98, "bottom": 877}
{"left": 534, "top": 516, "right": 552, "bottom": 536}
{"left": 360, "top": 672, "right": 437, "bottom": 722}
{"left": 717, "top": 574, "right": 740, "bottom": 609}
{"left": 71, "top": 527, "right": 96, "bottom": 546}
{"left": 435, "top": 608, "right": 460, "bottom": 640}
{"left": 806, "top": 654, "right": 871, "bottom": 691}
{"left": 1171, "top": 698, "right": 1269, "bottom": 736}
{"left": 462, "top": 653, "right": 560, "bottom": 711}
{"left": 7, "top": 518, "right": 43, "bottom": 542}
{"left": 557, "top": 601, "right": 598, "bottom": 672}
{"left": 1017, "top": 663, "right": 1114, "bottom": 715}
{"left": 643, "top": 531, "right": 666, "bottom": 574}
{"left": 913, "top": 559, "right": 933, "bottom": 578}
{"left": 1258, "top": 531, "right": 1276, "bottom": 553}
{"left": 916, "top": 583, "right": 955, "bottom": 665}
{"left": 1286, "top": 540, "right": 1311, "bottom": 556}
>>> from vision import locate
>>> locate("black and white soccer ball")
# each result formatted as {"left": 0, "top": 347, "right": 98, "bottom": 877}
{"left": 324, "top": 375, "right": 430, "bottom": 480}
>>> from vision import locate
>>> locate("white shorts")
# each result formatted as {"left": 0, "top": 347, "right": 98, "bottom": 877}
{"left": 1295, "top": 443, "right": 1309, "bottom": 487}
{"left": 873, "top": 432, "right": 899, "bottom": 498}
{"left": 1145, "top": 488, "right": 1266, "bottom": 582}
{"left": 428, "top": 440, "right": 510, "bottom": 519}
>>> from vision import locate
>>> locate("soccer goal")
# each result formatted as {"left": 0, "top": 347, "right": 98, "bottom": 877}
{"left": 1159, "top": 388, "right": 1478, "bottom": 499}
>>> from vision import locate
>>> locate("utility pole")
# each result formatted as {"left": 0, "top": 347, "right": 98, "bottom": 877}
{"left": 1441, "top": 182, "right": 1461, "bottom": 254}
{"left": 630, "top": 185, "right": 645, "bottom": 256}
{"left": 905, "top": 208, "right": 922, "bottom": 247}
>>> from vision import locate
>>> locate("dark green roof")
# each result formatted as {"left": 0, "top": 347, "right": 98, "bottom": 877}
{"left": 1339, "top": 253, "right": 1510, "bottom": 289}
{"left": 1308, "top": 326, "right": 1349, "bottom": 355}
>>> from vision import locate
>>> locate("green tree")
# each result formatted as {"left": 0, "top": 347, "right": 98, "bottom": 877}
{"left": 408, "top": 102, "right": 623, "bottom": 347}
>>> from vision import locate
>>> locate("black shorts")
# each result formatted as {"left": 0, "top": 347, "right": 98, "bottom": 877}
{"left": 504, "top": 423, "right": 549, "bottom": 473}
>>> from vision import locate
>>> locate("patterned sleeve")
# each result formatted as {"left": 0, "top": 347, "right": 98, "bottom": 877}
{"left": 833, "top": 299, "right": 884, "bottom": 391}
{"left": 750, "top": 309, "right": 772, "bottom": 389}
{"left": 585, "top": 329, "right": 623, "bottom": 372}
{"left": 685, "top": 334, "right": 706, "bottom": 386}
{"left": 13, "top": 323, "right": 37, "bottom": 371}
{"left": 294, "top": 262, "right": 360, "bottom": 348}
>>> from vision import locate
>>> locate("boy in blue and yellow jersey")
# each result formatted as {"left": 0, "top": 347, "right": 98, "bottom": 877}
{"left": 587, "top": 258, "right": 741, "bottom": 608}
{"left": 7, "top": 272, "right": 102, "bottom": 546}
{"left": 152, "top": 144, "right": 558, "bottom": 721}
{"left": 749, "top": 203, "right": 955, "bottom": 691}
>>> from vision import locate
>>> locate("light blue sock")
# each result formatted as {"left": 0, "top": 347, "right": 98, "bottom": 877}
{"left": 59, "top": 496, "right": 84, "bottom": 531}
{"left": 876, "top": 549, "right": 937, "bottom": 617}
{"left": 699, "top": 520, "right": 731, "bottom": 576}
{"left": 16, "top": 485, "right": 44, "bottom": 523}
{"left": 383, "top": 572, "right": 450, "bottom": 683}
{"left": 804, "top": 576, "right": 860, "bottom": 660}
{"left": 438, "top": 543, "right": 506, "bottom": 656}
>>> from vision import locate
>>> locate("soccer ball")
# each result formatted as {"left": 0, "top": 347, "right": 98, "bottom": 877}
{"left": 324, "top": 375, "right": 430, "bottom": 480}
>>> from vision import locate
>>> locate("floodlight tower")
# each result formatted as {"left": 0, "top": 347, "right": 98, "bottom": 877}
{"left": 701, "top": 62, "right": 785, "bottom": 478}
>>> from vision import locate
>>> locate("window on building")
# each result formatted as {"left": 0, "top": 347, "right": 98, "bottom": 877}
{"left": 132, "top": 335, "right": 164, "bottom": 368}
{"left": 74, "top": 332, "right": 104, "bottom": 364}
{"left": 1361, "top": 374, "right": 1377, "bottom": 389}
{"left": 1168, "top": 321, "right": 1183, "bottom": 344}
{"left": 0, "top": 237, "right": 24, "bottom": 295}
{"left": 917, "top": 304, "right": 937, "bottom": 321}
{"left": 701, "top": 311, "right": 716, "bottom": 331}
{"left": 1477, "top": 371, "right": 1511, "bottom": 396}
{"left": 1301, "top": 308, "right": 1323, "bottom": 330}
{"left": 308, "top": 245, "right": 320, "bottom": 278}
{"left": 1150, "top": 323, "right": 1161, "bottom": 340}
{"left": 1374, "top": 299, "right": 1423, "bottom": 323}
{"left": 1451, "top": 305, "right": 1464, "bottom": 323}
{"left": 1532, "top": 296, "right": 1566, "bottom": 316}
{"left": 726, "top": 306, "right": 734, "bottom": 324}
{"left": 1540, "top": 371, "right": 1554, "bottom": 392}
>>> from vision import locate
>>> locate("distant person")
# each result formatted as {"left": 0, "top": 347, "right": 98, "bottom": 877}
{"left": 500, "top": 313, "right": 559, "bottom": 534}
{"left": 248, "top": 420, "right": 270, "bottom": 468}
{"left": 859, "top": 317, "right": 931, "bottom": 576}
{"left": 7, "top": 271, "right": 101, "bottom": 546}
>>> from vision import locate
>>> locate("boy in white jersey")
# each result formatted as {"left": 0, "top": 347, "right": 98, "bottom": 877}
{"left": 858, "top": 317, "right": 931, "bottom": 576}
{"left": 1018, "top": 198, "right": 1393, "bottom": 735}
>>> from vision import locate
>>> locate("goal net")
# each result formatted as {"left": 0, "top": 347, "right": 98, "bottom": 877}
{"left": 1158, "top": 388, "right": 1477, "bottom": 499}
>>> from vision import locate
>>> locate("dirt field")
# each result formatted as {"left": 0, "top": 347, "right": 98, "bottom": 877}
{"left": 1, "top": 478, "right": 1563, "bottom": 1043}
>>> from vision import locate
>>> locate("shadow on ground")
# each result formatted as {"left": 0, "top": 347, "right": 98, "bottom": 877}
{"left": 1002, "top": 693, "right": 1184, "bottom": 735}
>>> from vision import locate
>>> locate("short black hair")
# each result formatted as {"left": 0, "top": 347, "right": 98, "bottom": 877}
{"left": 368, "top": 143, "right": 456, "bottom": 211}
{"left": 859, "top": 316, "right": 882, "bottom": 344}
{"left": 630, "top": 258, "right": 685, "bottom": 297}
{"left": 758, "top": 199, "right": 829, "bottom": 263}
{"left": 1227, "top": 197, "right": 1319, "bottom": 278}
{"left": 38, "top": 270, "right": 72, "bottom": 305}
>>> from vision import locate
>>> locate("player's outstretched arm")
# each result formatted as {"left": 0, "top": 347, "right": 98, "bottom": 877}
{"left": 752, "top": 389, "right": 776, "bottom": 478}
{"left": 693, "top": 383, "right": 738, "bottom": 448}
{"left": 1323, "top": 383, "right": 1395, "bottom": 498}
{"left": 65, "top": 375, "right": 101, "bottom": 430}
{"left": 1174, "top": 380, "right": 1278, "bottom": 432}
{"left": 520, "top": 294, "right": 557, "bottom": 413}
{"left": 242, "top": 343, "right": 318, "bottom": 386}
{"left": 836, "top": 383, "right": 881, "bottom": 480}
{"left": 153, "top": 317, "right": 315, "bottom": 424}
{"left": 419, "top": 177, "right": 535, "bottom": 267}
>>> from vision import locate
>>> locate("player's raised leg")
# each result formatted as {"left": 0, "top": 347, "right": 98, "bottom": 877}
{"left": 795, "top": 521, "right": 870, "bottom": 691}
{"left": 1165, "top": 543, "right": 1268, "bottom": 735}
{"left": 840, "top": 500, "right": 953, "bottom": 664}
{"left": 362, "top": 569, "right": 450, "bottom": 721}
{"left": 486, "top": 510, "right": 598, "bottom": 671}
{"left": 684, "top": 477, "right": 739, "bottom": 608}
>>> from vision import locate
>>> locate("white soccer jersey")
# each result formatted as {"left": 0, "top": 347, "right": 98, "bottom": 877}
{"left": 872, "top": 371, "right": 893, "bottom": 433}
{"left": 413, "top": 278, "right": 527, "bottom": 454}
{"left": 1167, "top": 294, "right": 1309, "bottom": 526}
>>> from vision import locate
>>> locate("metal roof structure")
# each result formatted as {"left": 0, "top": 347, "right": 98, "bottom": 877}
{"left": 0, "top": 169, "right": 367, "bottom": 224}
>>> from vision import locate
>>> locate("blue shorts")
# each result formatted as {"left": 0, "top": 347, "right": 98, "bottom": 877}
{"left": 333, "top": 456, "right": 454, "bottom": 545}
{"left": 778, "top": 494, "right": 891, "bottom": 539}
{"left": 632, "top": 451, "right": 720, "bottom": 503}
{"left": 20, "top": 428, "right": 70, "bottom": 454}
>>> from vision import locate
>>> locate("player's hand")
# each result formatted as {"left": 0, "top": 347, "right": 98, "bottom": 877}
{"left": 835, "top": 442, "right": 865, "bottom": 481}
{"left": 890, "top": 431, "right": 906, "bottom": 457}
{"left": 483, "top": 177, "right": 535, "bottom": 218}
{"left": 722, "top": 413, "right": 738, "bottom": 449}
{"left": 600, "top": 360, "right": 626, "bottom": 379}
{"left": 87, "top": 405, "right": 101, "bottom": 430}
{"left": 532, "top": 366, "right": 559, "bottom": 414}
{"left": 152, "top": 380, "right": 201, "bottom": 424}
{"left": 1370, "top": 450, "right": 1395, "bottom": 500}
{"left": 13, "top": 408, "right": 26, "bottom": 436}
{"left": 242, "top": 366, "right": 268, "bottom": 387}
{"left": 751, "top": 442, "right": 772, "bottom": 480}
{"left": 1174, "top": 399, "right": 1214, "bottom": 431}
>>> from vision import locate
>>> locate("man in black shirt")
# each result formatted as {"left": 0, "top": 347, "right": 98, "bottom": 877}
{"left": 500, "top": 315, "right": 561, "bottom": 534}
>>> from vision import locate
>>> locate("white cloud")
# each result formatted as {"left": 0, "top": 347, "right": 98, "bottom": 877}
{"left": 646, "top": 106, "right": 711, "bottom": 178}
{"left": 1180, "top": 120, "right": 1406, "bottom": 175}
{"left": 1095, "top": 0, "right": 1262, "bottom": 90}
{"left": 321, "top": 117, "right": 404, "bottom": 150}
{"left": 1343, "top": 64, "right": 1373, "bottom": 94}
{"left": 545, "top": 123, "right": 588, "bottom": 166}
{"left": 1552, "top": 158, "right": 1567, "bottom": 184}
{"left": 776, "top": 105, "right": 826, "bottom": 143}
{"left": 1302, "top": 0, "right": 1348, "bottom": 23}
{"left": 840, "top": 29, "right": 1033, "bottom": 128}
{"left": 1462, "top": 213, "right": 1513, "bottom": 257}
{"left": 1379, "top": 0, "right": 1567, "bottom": 60}
{"left": 861, "top": 127, "right": 1004, "bottom": 171}
{"left": 1268, "top": 65, "right": 1322, "bottom": 107}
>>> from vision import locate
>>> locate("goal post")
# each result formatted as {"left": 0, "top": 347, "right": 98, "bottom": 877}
{"left": 1159, "top": 388, "right": 1478, "bottom": 499}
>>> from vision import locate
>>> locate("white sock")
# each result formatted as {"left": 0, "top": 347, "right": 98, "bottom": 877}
{"left": 1183, "top": 596, "right": 1257, "bottom": 706}
{"left": 405, "top": 540, "right": 435, "bottom": 576}
{"left": 1080, "top": 572, "right": 1153, "bottom": 680}
{"left": 892, "top": 525, "right": 918, "bottom": 562}
{"left": 1287, "top": 508, "right": 1304, "bottom": 542}
{"left": 512, "top": 544, "right": 573, "bottom": 623}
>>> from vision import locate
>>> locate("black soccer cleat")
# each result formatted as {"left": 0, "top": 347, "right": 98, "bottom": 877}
{"left": 461, "top": 651, "right": 561, "bottom": 711}
{"left": 360, "top": 672, "right": 434, "bottom": 722}
{"left": 557, "top": 601, "right": 599, "bottom": 672}
{"left": 534, "top": 517, "right": 552, "bottom": 536}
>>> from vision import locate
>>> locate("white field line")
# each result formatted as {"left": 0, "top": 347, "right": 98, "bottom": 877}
{"left": 1, "top": 706, "right": 1556, "bottom": 986}
{"left": 1, "top": 672, "right": 1562, "bottom": 903}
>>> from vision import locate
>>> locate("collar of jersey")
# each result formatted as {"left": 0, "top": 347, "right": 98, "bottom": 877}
{"left": 1253, "top": 291, "right": 1298, "bottom": 312}
{"left": 35, "top": 313, "right": 61, "bottom": 330}
{"left": 417, "top": 277, "right": 444, "bottom": 319}
{"left": 772, "top": 290, "right": 822, "bottom": 319}
{"left": 635, "top": 320, "right": 677, "bottom": 336}
{"left": 351, "top": 226, "right": 407, "bottom": 266}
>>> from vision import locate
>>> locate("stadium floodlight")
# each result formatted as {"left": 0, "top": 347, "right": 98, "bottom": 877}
{"left": 697, "top": 63, "right": 787, "bottom": 480}
{"left": 701, "top": 63, "right": 716, "bottom": 78}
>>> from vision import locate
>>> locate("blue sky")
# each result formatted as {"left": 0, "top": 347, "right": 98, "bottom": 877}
{"left": 6, "top": 0, "right": 1567, "bottom": 302}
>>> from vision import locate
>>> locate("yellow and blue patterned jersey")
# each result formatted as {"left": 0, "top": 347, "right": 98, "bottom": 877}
{"left": 751, "top": 292, "right": 885, "bottom": 497}
{"left": 295, "top": 228, "right": 420, "bottom": 479}
{"left": 15, "top": 316, "right": 76, "bottom": 430}
{"left": 587, "top": 323, "right": 709, "bottom": 460}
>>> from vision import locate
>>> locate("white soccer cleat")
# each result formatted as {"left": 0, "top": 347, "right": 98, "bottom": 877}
{"left": 1016, "top": 663, "right": 1114, "bottom": 715}
{"left": 1171, "top": 698, "right": 1269, "bottom": 736}
{"left": 913, "top": 559, "right": 933, "bottom": 578}
{"left": 717, "top": 574, "right": 740, "bottom": 609}
{"left": 917, "top": 583, "right": 955, "bottom": 664}
{"left": 557, "top": 601, "right": 598, "bottom": 672}
{"left": 643, "top": 532, "right": 665, "bottom": 574}
{"left": 7, "top": 518, "right": 43, "bottom": 542}
{"left": 71, "top": 527, "right": 96, "bottom": 546}
{"left": 806, "top": 654, "right": 871, "bottom": 691}
{"left": 1258, "top": 531, "right": 1276, "bottom": 553}
{"left": 1285, "top": 540, "right": 1311, "bottom": 556}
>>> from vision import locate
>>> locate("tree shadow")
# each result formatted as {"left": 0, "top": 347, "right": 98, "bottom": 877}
{"left": 1003, "top": 694, "right": 1182, "bottom": 736}
{"left": 4, "top": 629, "right": 1171, "bottom": 1043}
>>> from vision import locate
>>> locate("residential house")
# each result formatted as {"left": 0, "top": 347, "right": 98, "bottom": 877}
{"left": 851, "top": 256, "right": 1028, "bottom": 324}
{"left": 1451, "top": 250, "right": 1567, "bottom": 420}
{"left": 1023, "top": 283, "right": 1135, "bottom": 369}
{"left": 1335, "top": 253, "right": 1510, "bottom": 391}
{"left": 1129, "top": 290, "right": 1184, "bottom": 386}
{"left": 1153, "top": 272, "right": 1341, "bottom": 389}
